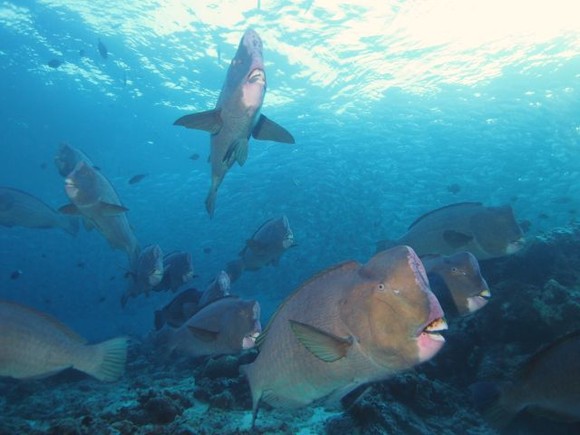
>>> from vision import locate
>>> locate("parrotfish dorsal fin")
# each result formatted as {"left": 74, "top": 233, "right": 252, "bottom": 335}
{"left": 443, "top": 230, "right": 473, "bottom": 248}
{"left": 1, "top": 300, "right": 87, "bottom": 344}
{"left": 187, "top": 325, "right": 219, "bottom": 342}
{"left": 252, "top": 114, "right": 295, "bottom": 144}
{"left": 174, "top": 109, "right": 223, "bottom": 134}
{"left": 407, "top": 202, "right": 483, "bottom": 230}
{"left": 289, "top": 320, "right": 353, "bottom": 362}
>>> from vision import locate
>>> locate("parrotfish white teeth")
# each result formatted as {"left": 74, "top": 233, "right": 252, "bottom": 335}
{"left": 424, "top": 318, "right": 448, "bottom": 338}
{"left": 479, "top": 289, "right": 491, "bottom": 298}
{"left": 64, "top": 178, "right": 75, "bottom": 187}
{"left": 246, "top": 331, "right": 261, "bottom": 344}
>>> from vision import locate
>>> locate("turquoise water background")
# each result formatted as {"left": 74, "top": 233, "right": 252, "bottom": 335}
{"left": 0, "top": 0, "right": 578, "bottom": 340}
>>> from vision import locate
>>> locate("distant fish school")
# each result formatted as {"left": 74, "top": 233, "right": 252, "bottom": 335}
{"left": 7, "top": 27, "right": 571, "bottom": 433}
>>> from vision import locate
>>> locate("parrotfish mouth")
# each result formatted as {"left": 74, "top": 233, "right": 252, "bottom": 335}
{"left": 417, "top": 316, "right": 448, "bottom": 362}
{"left": 149, "top": 268, "right": 164, "bottom": 286}
{"left": 242, "top": 321, "right": 262, "bottom": 349}
{"left": 467, "top": 289, "right": 491, "bottom": 313}
{"left": 506, "top": 238, "right": 525, "bottom": 254}
{"left": 248, "top": 68, "right": 266, "bottom": 84}
{"left": 64, "top": 178, "right": 79, "bottom": 198}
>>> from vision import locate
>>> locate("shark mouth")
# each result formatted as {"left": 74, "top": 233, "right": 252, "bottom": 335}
{"left": 248, "top": 68, "right": 265, "bottom": 84}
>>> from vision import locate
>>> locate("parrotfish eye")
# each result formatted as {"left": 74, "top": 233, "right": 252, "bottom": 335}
{"left": 377, "top": 283, "right": 385, "bottom": 291}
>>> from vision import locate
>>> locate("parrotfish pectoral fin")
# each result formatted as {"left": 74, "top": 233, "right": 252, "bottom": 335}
{"left": 443, "top": 230, "right": 474, "bottom": 249}
{"left": 252, "top": 114, "right": 295, "bottom": 144}
{"left": 187, "top": 325, "right": 220, "bottom": 342}
{"left": 174, "top": 109, "right": 223, "bottom": 134}
{"left": 289, "top": 320, "right": 353, "bottom": 362}
{"left": 97, "top": 202, "right": 129, "bottom": 216}
{"left": 59, "top": 204, "right": 80, "bottom": 215}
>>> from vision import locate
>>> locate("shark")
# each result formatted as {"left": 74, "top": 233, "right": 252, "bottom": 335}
{"left": 174, "top": 28, "right": 295, "bottom": 218}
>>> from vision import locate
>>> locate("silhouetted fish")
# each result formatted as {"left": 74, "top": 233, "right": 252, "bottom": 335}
{"left": 447, "top": 183, "right": 461, "bottom": 194}
{"left": 376, "top": 202, "right": 525, "bottom": 260}
{"left": 10, "top": 270, "right": 22, "bottom": 280}
{"left": 98, "top": 39, "right": 108, "bottom": 59}
{"left": 128, "top": 173, "right": 148, "bottom": 185}
{"left": 189, "top": 153, "right": 200, "bottom": 161}
{"left": 47, "top": 59, "right": 63, "bottom": 68}
{"left": 471, "top": 330, "right": 580, "bottom": 428}
{"left": 174, "top": 29, "right": 295, "bottom": 218}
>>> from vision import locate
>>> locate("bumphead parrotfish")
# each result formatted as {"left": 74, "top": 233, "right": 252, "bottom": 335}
{"left": 241, "top": 245, "right": 447, "bottom": 424}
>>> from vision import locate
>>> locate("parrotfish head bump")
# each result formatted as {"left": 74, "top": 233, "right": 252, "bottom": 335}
{"left": 354, "top": 246, "right": 446, "bottom": 370}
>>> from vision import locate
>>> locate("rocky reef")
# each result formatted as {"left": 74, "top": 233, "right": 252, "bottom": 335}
{"left": 1, "top": 225, "right": 580, "bottom": 434}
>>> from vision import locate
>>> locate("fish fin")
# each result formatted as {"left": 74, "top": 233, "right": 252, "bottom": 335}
{"left": 239, "top": 363, "right": 262, "bottom": 427}
{"left": 97, "top": 202, "right": 129, "bottom": 216}
{"left": 222, "top": 139, "right": 248, "bottom": 166}
{"left": 469, "top": 381, "right": 517, "bottom": 429}
{"left": 252, "top": 114, "right": 295, "bottom": 144}
{"left": 76, "top": 336, "right": 128, "bottom": 382}
{"left": 59, "top": 204, "right": 80, "bottom": 215}
{"left": 289, "top": 320, "right": 352, "bottom": 362}
{"left": 83, "top": 218, "right": 96, "bottom": 231}
{"left": 341, "top": 383, "right": 373, "bottom": 410}
{"left": 443, "top": 230, "right": 473, "bottom": 248}
{"left": 174, "top": 109, "right": 223, "bottom": 134}
{"left": 62, "top": 216, "right": 80, "bottom": 236}
{"left": 186, "top": 325, "right": 219, "bottom": 342}
{"left": 205, "top": 190, "right": 216, "bottom": 219}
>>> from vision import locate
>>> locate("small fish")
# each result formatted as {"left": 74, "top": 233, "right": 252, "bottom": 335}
{"left": 471, "top": 330, "right": 580, "bottom": 428}
{"left": 0, "top": 300, "right": 127, "bottom": 381}
{"left": 376, "top": 202, "right": 525, "bottom": 260}
{"left": 446, "top": 183, "right": 461, "bottom": 194}
{"left": 128, "top": 173, "right": 148, "bottom": 185}
{"left": 40, "top": 163, "right": 47, "bottom": 170}
{"left": 47, "top": 59, "right": 63, "bottom": 69}
{"left": 422, "top": 252, "right": 490, "bottom": 317}
{"left": 10, "top": 270, "right": 22, "bottom": 280}
{"left": 97, "top": 38, "right": 108, "bottom": 59}
{"left": 79, "top": 49, "right": 86, "bottom": 57}
{"left": 203, "top": 247, "right": 212, "bottom": 254}
{"left": 76, "top": 261, "right": 86, "bottom": 269}
{"left": 189, "top": 153, "right": 200, "bottom": 161}
{"left": 242, "top": 246, "right": 447, "bottom": 425}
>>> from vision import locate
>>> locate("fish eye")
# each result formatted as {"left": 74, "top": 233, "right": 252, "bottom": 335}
{"left": 377, "top": 283, "right": 385, "bottom": 291}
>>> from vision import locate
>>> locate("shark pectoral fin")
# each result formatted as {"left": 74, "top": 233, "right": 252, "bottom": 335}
{"left": 174, "top": 109, "right": 223, "bottom": 134}
{"left": 252, "top": 114, "right": 295, "bottom": 144}
{"left": 289, "top": 320, "right": 352, "bottom": 362}
{"left": 187, "top": 325, "right": 219, "bottom": 342}
{"left": 98, "top": 202, "right": 129, "bottom": 216}
{"left": 443, "top": 230, "right": 474, "bottom": 248}
{"left": 59, "top": 204, "right": 80, "bottom": 215}
{"left": 222, "top": 139, "right": 249, "bottom": 166}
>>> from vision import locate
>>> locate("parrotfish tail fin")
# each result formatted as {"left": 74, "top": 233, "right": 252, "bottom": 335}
{"left": 239, "top": 363, "right": 262, "bottom": 428}
{"left": 252, "top": 114, "right": 295, "bottom": 144}
{"left": 469, "top": 381, "right": 517, "bottom": 429}
{"left": 76, "top": 336, "right": 128, "bottom": 382}
{"left": 61, "top": 215, "right": 80, "bottom": 236}
{"left": 225, "top": 258, "right": 245, "bottom": 283}
{"left": 375, "top": 238, "right": 395, "bottom": 254}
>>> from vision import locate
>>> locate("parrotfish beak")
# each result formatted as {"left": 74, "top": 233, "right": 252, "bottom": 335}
{"left": 506, "top": 238, "right": 525, "bottom": 254}
{"left": 417, "top": 291, "right": 447, "bottom": 362}
{"left": 467, "top": 289, "right": 491, "bottom": 313}
{"left": 64, "top": 178, "right": 78, "bottom": 199}
{"left": 243, "top": 320, "right": 262, "bottom": 349}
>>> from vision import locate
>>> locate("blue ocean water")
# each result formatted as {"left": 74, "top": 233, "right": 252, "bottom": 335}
{"left": 0, "top": 1, "right": 579, "bottom": 431}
